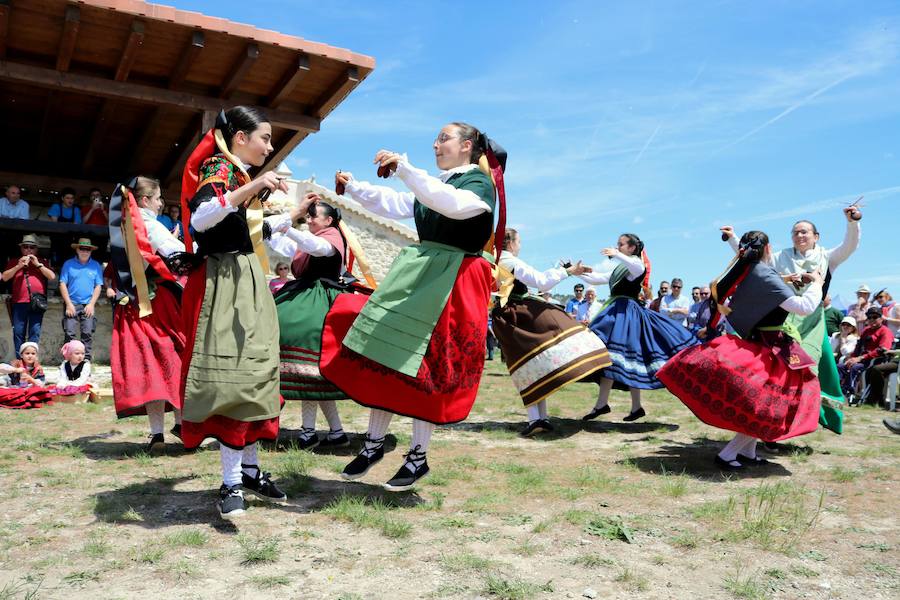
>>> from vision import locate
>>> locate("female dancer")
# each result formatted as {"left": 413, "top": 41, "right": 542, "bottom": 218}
{"left": 320, "top": 122, "right": 505, "bottom": 491}
{"left": 180, "top": 107, "right": 288, "bottom": 519}
{"left": 109, "top": 176, "right": 186, "bottom": 452}
{"left": 658, "top": 231, "right": 824, "bottom": 469}
{"left": 267, "top": 192, "right": 354, "bottom": 450}
{"left": 721, "top": 206, "right": 860, "bottom": 433}
{"left": 492, "top": 228, "right": 611, "bottom": 436}
{"left": 579, "top": 234, "right": 697, "bottom": 421}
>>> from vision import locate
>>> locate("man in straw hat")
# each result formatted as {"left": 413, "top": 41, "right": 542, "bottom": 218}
{"left": 58, "top": 237, "right": 104, "bottom": 360}
{"left": 1, "top": 234, "right": 56, "bottom": 356}
{"left": 848, "top": 284, "right": 872, "bottom": 326}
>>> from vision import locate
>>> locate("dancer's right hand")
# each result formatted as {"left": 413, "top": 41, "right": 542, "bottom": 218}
{"left": 335, "top": 171, "right": 353, "bottom": 187}
{"left": 566, "top": 261, "right": 590, "bottom": 276}
{"left": 720, "top": 225, "right": 735, "bottom": 240}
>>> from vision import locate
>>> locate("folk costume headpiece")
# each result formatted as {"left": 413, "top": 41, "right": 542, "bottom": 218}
{"left": 475, "top": 132, "right": 507, "bottom": 265}
{"left": 61, "top": 340, "right": 85, "bottom": 361}
{"left": 109, "top": 177, "right": 176, "bottom": 317}
{"left": 179, "top": 109, "right": 270, "bottom": 273}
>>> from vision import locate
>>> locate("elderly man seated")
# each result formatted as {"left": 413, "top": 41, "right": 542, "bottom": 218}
{"left": 838, "top": 306, "right": 894, "bottom": 405}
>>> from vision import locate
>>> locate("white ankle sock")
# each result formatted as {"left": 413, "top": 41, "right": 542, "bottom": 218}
{"left": 526, "top": 405, "right": 542, "bottom": 422}
{"left": 147, "top": 400, "right": 165, "bottom": 435}
{"left": 220, "top": 446, "right": 243, "bottom": 487}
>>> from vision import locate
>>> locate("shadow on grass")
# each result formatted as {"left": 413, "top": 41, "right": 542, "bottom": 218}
{"left": 446, "top": 418, "right": 678, "bottom": 441}
{"left": 619, "top": 437, "right": 794, "bottom": 481}
{"left": 69, "top": 433, "right": 193, "bottom": 461}
{"left": 269, "top": 431, "right": 399, "bottom": 457}
{"left": 93, "top": 474, "right": 423, "bottom": 531}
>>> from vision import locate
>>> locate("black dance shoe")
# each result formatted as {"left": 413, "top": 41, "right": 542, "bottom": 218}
{"left": 581, "top": 405, "right": 611, "bottom": 421}
{"left": 146, "top": 433, "right": 165, "bottom": 453}
{"left": 218, "top": 484, "right": 246, "bottom": 519}
{"left": 736, "top": 454, "right": 771, "bottom": 467}
{"left": 341, "top": 437, "right": 385, "bottom": 480}
{"left": 520, "top": 419, "right": 554, "bottom": 437}
{"left": 383, "top": 447, "right": 429, "bottom": 492}
{"left": 318, "top": 432, "right": 351, "bottom": 449}
{"left": 623, "top": 407, "right": 646, "bottom": 422}
{"left": 241, "top": 466, "right": 287, "bottom": 504}
{"left": 169, "top": 424, "right": 182, "bottom": 441}
{"left": 714, "top": 455, "right": 743, "bottom": 471}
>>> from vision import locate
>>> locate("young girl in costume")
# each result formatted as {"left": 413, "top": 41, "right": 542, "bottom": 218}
{"left": 320, "top": 122, "right": 506, "bottom": 491}
{"left": 109, "top": 176, "right": 187, "bottom": 453}
{"left": 180, "top": 106, "right": 289, "bottom": 519}
{"left": 579, "top": 234, "right": 697, "bottom": 421}
{"left": 53, "top": 340, "right": 92, "bottom": 398}
{"left": 491, "top": 228, "right": 611, "bottom": 436}
{"left": 721, "top": 206, "right": 860, "bottom": 434}
{"left": 658, "top": 230, "right": 824, "bottom": 469}
{"left": 267, "top": 192, "right": 364, "bottom": 450}
{"left": 0, "top": 342, "right": 52, "bottom": 409}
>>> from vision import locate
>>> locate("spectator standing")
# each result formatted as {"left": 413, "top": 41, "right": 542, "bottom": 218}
{"left": 565, "top": 283, "right": 586, "bottom": 318}
{"left": 583, "top": 287, "right": 601, "bottom": 323}
{"left": 47, "top": 187, "right": 82, "bottom": 224}
{"left": 688, "top": 286, "right": 713, "bottom": 335}
{"left": 648, "top": 281, "right": 670, "bottom": 312}
{"left": 660, "top": 278, "right": 691, "bottom": 326}
{"left": 847, "top": 284, "right": 871, "bottom": 326}
{"left": 823, "top": 293, "right": 844, "bottom": 336}
{"left": 0, "top": 185, "right": 30, "bottom": 219}
{"left": 1, "top": 234, "right": 56, "bottom": 356}
{"left": 58, "top": 238, "right": 103, "bottom": 360}
{"left": 690, "top": 286, "right": 701, "bottom": 303}
{"left": 81, "top": 188, "right": 109, "bottom": 226}
{"left": 838, "top": 307, "right": 893, "bottom": 405}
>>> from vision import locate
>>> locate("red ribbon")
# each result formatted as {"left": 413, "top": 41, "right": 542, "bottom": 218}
{"left": 126, "top": 189, "right": 175, "bottom": 282}
{"left": 180, "top": 128, "right": 217, "bottom": 250}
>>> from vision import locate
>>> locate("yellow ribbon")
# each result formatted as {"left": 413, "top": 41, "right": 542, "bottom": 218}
{"left": 338, "top": 221, "right": 378, "bottom": 289}
{"left": 494, "top": 262, "right": 515, "bottom": 308}
{"left": 120, "top": 185, "right": 153, "bottom": 318}
{"left": 213, "top": 129, "right": 270, "bottom": 274}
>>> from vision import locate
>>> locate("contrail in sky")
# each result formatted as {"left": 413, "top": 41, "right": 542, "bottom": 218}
{"left": 632, "top": 122, "right": 661, "bottom": 164}
{"left": 718, "top": 72, "right": 855, "bottom": 153}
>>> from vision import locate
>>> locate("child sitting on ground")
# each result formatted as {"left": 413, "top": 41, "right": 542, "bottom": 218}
{"left": 10, "top": 342, "right": 46, "bottom": 386}
{"left": 0, "top": 343, "right": 53, "bottom": 409}
{"left": 52, "top": 340, "right": 92, "bottom": 400}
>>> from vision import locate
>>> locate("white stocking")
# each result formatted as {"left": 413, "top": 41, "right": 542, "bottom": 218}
{"left": 241, "top": 443, "right": 259, "bottom": 478}
{"left": 146, "top": 400, "right": 165, "bottom": 435}
{"left": 411, "top": 419, "right": 435, "bottom": 453}
{"left": 629, "top": 387, "right": 642, "bottom": 413}
{"left": 173, "top": 409, "right": 182, "bottom": 425}
{"left": 220, "top": 446, "right": 243, "bottom": 487}
{"left": 300, "top": 400, "right": 318, "bottom": 437}
{"left": 719, "top": 433, "right": 755, "bottom": 462}
{"left": 595, "top": 377, "right": 614, "bottom": 409}
{"left": 319, "top": 400, "right": 344, "bottom": 435}
{"left": 526, "top": 405, "right": 542, "bottom": 422}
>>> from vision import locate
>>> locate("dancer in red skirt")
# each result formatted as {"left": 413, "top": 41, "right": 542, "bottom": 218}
{"left": 321, "top": 122, "right": 507, "bottom": 491}
{"left": 108, "top": 177, "right": 187, "bottom": 452}
{"left": 657, "top": 230, "right": 825, "bottom": 470}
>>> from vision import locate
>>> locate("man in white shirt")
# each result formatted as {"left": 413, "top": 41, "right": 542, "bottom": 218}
{"left": 0, "top": 185, "right": 30, "bottom": 220}
{"left": 660, "top": 277, "right": 692, "bottom": 327}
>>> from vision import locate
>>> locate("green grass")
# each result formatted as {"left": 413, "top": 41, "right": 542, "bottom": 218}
{"left": 829, "top": 466, "right": 863, "bottom": 483}
{"left": 138, "top": 546, "right": 165, "bottom": 564}
{"left": 569, "top": 553, "right": 614, "bottom": 568}
{"left": 723, "top": 567, "right": 770, "bottom": 600}
{"left": 237, "top": 535, "right": 280, "bottom": 565}
{"left": 272, "top": 448, "right": 314, "bottom": 495}
{"left": 246, "top": 574, "right": 291, "bottom": 589}
{"left": 164, "top": 529, "right": 209, "bottom": 548}
{"left": 83, "top": 532, "right": 112, "bottom": 558}
{"left": 615, "top": 567, "right": 649, "bottom": 592}
{"left": 63, "top": 570, "right": 101, "bottom": 586}
{"left": 429, "top": 515, "right": 474, "bottom": 530}
{"left": 322, "top": 494, "right": 412, "bottom": 539}
{"left": 583, "top": 516, "right": 634, "bottom": 543}
{"left": 659, "top": 466, "right": 691, "bottom": 497}
{"left": 483, "top": 574, "right": 553, "bottom": 599}
{"left": 670, "top": 532, "right": 700, "bottom": 549}
{"left": 441, "top": 552, "right": 498, "bottom": 574}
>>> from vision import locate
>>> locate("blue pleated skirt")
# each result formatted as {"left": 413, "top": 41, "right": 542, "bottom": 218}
{"left": 588, "top": 297, "right": 698, "bottom": 389}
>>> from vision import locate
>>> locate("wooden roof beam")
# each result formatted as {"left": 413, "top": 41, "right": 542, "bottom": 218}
{"left": 310, "top": 67, "right": 359, "bottom": 119}
{"left": 161, "top": 113, "right": 203, "bottom": 187}
{"left": 267, "top": 53, "right": 310, "bottom": 109}
{"left": 0, "top": 60, "right": 321, "bottom": 132}
{"left": 56, "top": 5, "right": 80, "bottom": 72}
{"left": 168, "top": 31, "right": 205, "bottom": 90}
{"left": 113, "top": 19, "right": 145, "bottom": 82}
{"left": 128, "top": 31, "right": 205, "bottom": 174}
{"left": 219, "top": 43, "right": 259, "bottom": 99}
{"left": 0, "top": 1, "right": 10, "bottom": 60}
{"left": 83, "top": 20, "right": 145, "bottom": 173}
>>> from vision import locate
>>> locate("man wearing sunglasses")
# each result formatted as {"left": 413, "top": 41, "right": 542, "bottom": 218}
{"left": 1, "top": 235, "right": 56, "bottom": 356}
{"left": 838, "top": 306, "right": 894, "bottom": 405}
{"left": 659, "top": 277, "right": 691, "bottom": 327}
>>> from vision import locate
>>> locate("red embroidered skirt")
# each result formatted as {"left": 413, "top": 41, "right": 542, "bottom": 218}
{"left": 0, "top": 387, "right": 53, "bottom": 409}
{"left": 112, "top": 284, "right": 185, "bottom": 418}
{"left": 657, "top": 334, "right": 821, "bottom": 442}
{"left": 320, "top": 256, "right": 491, "bottom": 424}
{"left": 179, "top": 259, "right": 280, "bottom": 450}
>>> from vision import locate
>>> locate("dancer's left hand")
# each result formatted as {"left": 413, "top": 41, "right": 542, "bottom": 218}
{"left": 601, "top": 247, "right": 618, "bottom": 258}
{"left": 374, "top": 150, "right": 403, "bottom": 170}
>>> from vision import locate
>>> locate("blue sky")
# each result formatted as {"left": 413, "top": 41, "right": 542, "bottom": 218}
{"left": 181, "top": 0, "right": 898, "bottom": 304}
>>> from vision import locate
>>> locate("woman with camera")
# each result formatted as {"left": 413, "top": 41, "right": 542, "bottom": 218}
{"left": 2, "top": 234, "right": 55, "bottom": 356}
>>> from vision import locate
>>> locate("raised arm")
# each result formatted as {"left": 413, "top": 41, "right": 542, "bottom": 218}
{"left": 501, "top": 255, "right": 568, "bottom": 292}
{"left": 395, "top": 160, "right": 491, "bottom": 219}
{"left": 343, "top": 178, "right": 415, "bottom": 220}
{"left": 826, "top": 219, "right": 860, "bottom": 272}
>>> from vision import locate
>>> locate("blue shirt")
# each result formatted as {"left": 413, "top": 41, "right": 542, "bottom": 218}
{"left": 0, "top": 197, "right": 30, "bottom": 219}
{"left": 59, "top": 258, "right": 103, "bottom": 304}
{"left": 157, "top": 214, "right": 174, "bottom": 230}
{"left": 48, "top": 203, "right": 83, "bottom": 223}
{"left": 565, "top": 297, "right": 586, "bottom": 316}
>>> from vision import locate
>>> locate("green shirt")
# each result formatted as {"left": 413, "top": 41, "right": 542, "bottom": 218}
{"left": 414, "top": 169, "right": 495, "bottom": 253}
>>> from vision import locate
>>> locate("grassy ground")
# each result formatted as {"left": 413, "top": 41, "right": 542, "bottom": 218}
{"left": 0, "top": 360, "right": 897, "bottom": 599}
